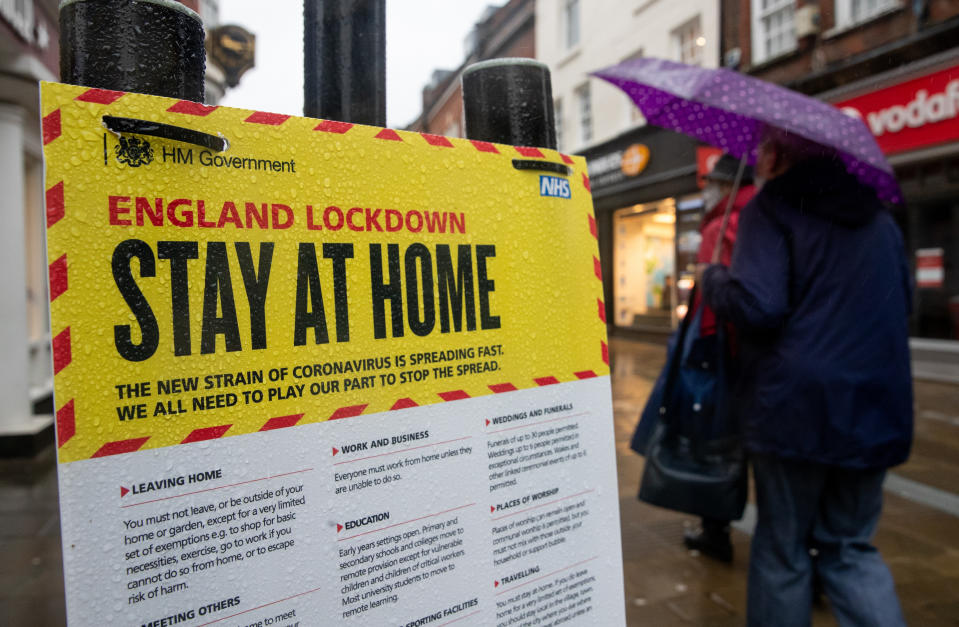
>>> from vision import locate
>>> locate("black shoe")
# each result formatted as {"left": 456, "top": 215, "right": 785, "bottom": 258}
{"left": 684, "top": 527, "right": 733, "bottom": 563}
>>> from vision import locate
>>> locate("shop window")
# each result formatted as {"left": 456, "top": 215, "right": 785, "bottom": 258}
{"left": 576, "top": 83, "right": 592, "bottom": 146}
{"left": 893, "top": 158, "right": 959, "bottom": 340}
{"left": 563, "top": 0, "right": 581, "bottom": 50}
{"left": 751, "top": 0, "right": 797, "bottom": 64}
{"left": 907, "top": 201, "right": 959, "bottom": 340}
{"left": 835, "top": 0, "right": 900, "bottom": 28}
{"left": 673, "top": 16, "right": 705, "bottom": 67}
{"left": 613, "top": 200, "right": 678, "bottom": 330}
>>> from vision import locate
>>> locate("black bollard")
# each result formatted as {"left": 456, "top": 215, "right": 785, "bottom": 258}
{"left": 60, "top": 0, "right": 206, "bottom": 101}
{"left": 304, "top": 0, "right": 386, "bottom": 126}
{"left": 462, "top": 58, "right": 557, "bottom": 149}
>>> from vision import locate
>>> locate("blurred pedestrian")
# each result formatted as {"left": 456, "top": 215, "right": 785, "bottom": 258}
{"left": 699, "top": 128, "right": 913, "bottom": 627}
{"left": 683, "top": 154, "right": 756, "bottom": 563}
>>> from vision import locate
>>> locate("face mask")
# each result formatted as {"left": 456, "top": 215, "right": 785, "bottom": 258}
{"left": 702, "top": 183, "right": 723, "bottom": 210}
{"left": 753, "top": 176, "right": 766, "bottom": 190}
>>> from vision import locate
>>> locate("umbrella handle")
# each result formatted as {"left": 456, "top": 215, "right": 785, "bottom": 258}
{"left": 709, "top": 153, "right": 749, "bottom": 265}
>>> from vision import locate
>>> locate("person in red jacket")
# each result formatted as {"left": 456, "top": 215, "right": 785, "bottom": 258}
{"left": 683, "top": 153, "right": 756, "bottom": 562}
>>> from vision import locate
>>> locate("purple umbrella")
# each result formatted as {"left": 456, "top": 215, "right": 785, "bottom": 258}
{"left": 592, "top": 57, "right": 901, "bottom": 203}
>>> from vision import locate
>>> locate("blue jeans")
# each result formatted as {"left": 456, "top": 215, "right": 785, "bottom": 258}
{"left": 748, "top": 455, "right": 905, "bottom": 627}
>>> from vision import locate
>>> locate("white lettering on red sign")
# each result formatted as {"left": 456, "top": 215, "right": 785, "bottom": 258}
{"left": 836, "top": 65, "right": 959, "bottom": 154}
{"left": 841, "top": 81, "right": 959, "bottom": 136}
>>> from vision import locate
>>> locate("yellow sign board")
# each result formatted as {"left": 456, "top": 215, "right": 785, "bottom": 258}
{"left": 41, "top": 82, "right": 608, "bottom": 464}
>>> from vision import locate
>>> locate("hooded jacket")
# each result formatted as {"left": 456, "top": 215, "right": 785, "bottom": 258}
{"left": 702, "top": 158, "right": 913, "bottom": 468}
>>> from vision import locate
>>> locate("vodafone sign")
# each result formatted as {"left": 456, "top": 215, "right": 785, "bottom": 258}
{"left": 836, "top": 64, "right": 959, "bottom": 154}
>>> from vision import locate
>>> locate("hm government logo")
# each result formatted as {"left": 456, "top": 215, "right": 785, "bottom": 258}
{"left": 115, "top": 136, "right": 154, "bottom": 167}
{"left": 103, "top": 133, "right": 295, "bottom": 174}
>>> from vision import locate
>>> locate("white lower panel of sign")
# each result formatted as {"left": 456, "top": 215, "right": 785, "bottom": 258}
{"left": 59, "top": 377, "right": 625, "bottom": 626}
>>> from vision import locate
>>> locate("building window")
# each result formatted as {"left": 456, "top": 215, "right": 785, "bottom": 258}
{"left": 1, "top": 0, "right": 35, "bottom": 42}
{"left": 751, "top": 0, "right": 797, "bottom": 64}
{"left": 576, "top": 83, "right": 592, "bottom": 145}
{"left": 836, "top": 0, "right": 900, "bottom": 28}
{"left": 622, "top": 49, "right": 646, "bottom": 123}
{"left": 673, "top": 17, "right": 705, "bottom": 66}
{"left": 563, "top": 0, "right": 580, "bottom": 50}
{"left": 199, "top": 0, "right": 220, "bottom": 26}
{"left": 554, "top": 98, "right": 564, "bottom": 151}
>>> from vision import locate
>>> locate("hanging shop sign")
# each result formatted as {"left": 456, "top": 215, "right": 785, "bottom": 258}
{"left": 836, "top": 63, "right": 959, "bottom": 155}
{"left": 40, "top": 81, "right": 625, "bottom": 626}
{"left": 588, "top": 142, "right": 650, "bottom": 187}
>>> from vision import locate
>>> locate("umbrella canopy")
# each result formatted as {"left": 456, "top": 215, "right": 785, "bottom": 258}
{"left": 592, "top": 57, "right": 901, "bottom": 202}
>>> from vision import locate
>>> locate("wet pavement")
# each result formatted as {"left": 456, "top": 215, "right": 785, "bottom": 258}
{"left": 0, "top": 445, "right": 65, "bottom": 625}
{"left": 1, "top": 338, "right": 957, "bottom": 625}
{"left": 611, "top": 337, "right": 959, "bottom": 626}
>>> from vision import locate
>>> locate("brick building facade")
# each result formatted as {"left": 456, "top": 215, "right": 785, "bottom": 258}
{"left": 722, "top": 0, "right": 959, "bottom": 92}
{"left": 721, "top": 0, "right": 959, "bottom": 377}
{"left": 410, "top": 0, "right": 535, "bottom": 136}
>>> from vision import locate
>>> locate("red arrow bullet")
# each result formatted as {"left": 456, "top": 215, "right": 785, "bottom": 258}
{"left": 494, "top": 580, "right": 500, "bottom": 588}
{"left": 485, "top": 419, "right": 490, "bottom": 426}
{"left": 336, "top": 523, "right": 343, "bottom": 533}
{"left": 120, "top": 486, "right": 129, "bottom": 498}
{"left": 332, "top": 447, "right": 339, "bottom": 456}
{"left": 490, "top": 505, "right": 495, "bottom": 513}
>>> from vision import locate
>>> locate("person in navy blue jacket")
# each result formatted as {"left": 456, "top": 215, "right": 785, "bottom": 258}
{"left": 699, "top": 128, "right": 913, "bottom": 627}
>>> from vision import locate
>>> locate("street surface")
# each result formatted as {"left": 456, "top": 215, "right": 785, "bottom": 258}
{"left": 1, "top": 337, "right": 957, "bottom": 625}
{"left": 612, "top": 338, "right": 959, "bottom": 626}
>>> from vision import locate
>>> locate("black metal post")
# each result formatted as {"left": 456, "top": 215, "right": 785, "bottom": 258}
{"left": 59, "top": 0, "right": 206, "bottom": 101}
{"left": 462, "top": 59, "right": 557, "bottom": 149}
{"left": 304, "top": 0, "right": 386, "bottom": 126}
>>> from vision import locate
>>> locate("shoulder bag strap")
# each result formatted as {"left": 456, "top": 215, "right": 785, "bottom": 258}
{"left": 659, "top": 285, "right": 699, "bottom": 432}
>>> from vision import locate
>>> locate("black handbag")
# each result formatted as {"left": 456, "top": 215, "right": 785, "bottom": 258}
{"left": 637, "top": 288, "right": 747, "bottom": 521}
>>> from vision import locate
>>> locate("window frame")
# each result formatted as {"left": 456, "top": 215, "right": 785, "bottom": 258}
{"left": 563, "top": 0, "right": 581, "bottom": 51}
{"left": 834, "top": 0, "right": 901, "bottom": 30}
{"left": 750, "top": 0, "right": 797, "bottom": 65}
{"left": 672, "top": 16, "right": 704, "bottom": 67}
{"left": 621, "top": 48, "right": 646, "bottom": 124}
{"left": 575, "top": 82, "right": 592, "bottom": 146}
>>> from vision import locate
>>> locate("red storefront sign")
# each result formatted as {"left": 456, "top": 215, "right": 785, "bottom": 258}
{"left": 695, "top": 146, "right": 723, "bottom": 188}
{"left": 836, "top": 64, "right": 959, "bottom": 155}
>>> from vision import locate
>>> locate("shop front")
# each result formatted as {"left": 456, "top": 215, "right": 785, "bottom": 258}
{"left": 583, "top": 55, "right": 959, "bottom": 371}
{"left": 583, "top": 125, "right": 703, "bottom": 338}
{"left": 830, "top": 51, "right": 959, "bottom": 379}
{"left": 0, "top": 0, "right": 59, "bottom": 453}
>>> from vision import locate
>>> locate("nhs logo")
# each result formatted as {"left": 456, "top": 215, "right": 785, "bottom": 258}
{"left": 539, "top": 175, "right": 571, "bottom": 199}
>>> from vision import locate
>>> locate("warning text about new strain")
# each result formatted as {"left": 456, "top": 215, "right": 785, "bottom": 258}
{"left": 106, "top": 195, "right": 501, "bottom": 363}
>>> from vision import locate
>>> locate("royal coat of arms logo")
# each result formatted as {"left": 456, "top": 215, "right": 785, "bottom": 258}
{"left": 115, "top": 136, "right": 154, "bottom": 167}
